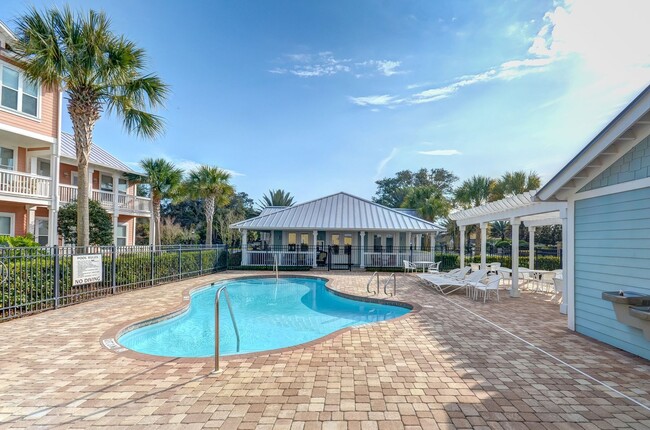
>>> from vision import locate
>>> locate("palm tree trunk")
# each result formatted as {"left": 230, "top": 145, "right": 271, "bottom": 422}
{"left": 204, "top": 196, "right": 215, "bottom": 246}
{"left": 152, "top": 196, "right": 162, "bottom": 247}
{"left": 68, "top": 92, "right": 100, "bottom": 248}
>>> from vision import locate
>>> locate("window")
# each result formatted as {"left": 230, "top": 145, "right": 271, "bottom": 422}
{"left": 374, "top": 234, "right": 382, "bottom": 252}
{"left": 37, "top": 158, "right": 50, "bottom": 177}
{"left": 0, "top": 213, "right": 14, "bottom": 236}
{"left": 287, "top": 232, "right": 296, "bottom": 251}
{"left": 0, "top": 64, "right": 39, "bottom": 117}
{"left": 35, "top": 218, "right": 48, "bottom": 245}
{"left": 118, "top": 178, "right": 128, "bottom": 194}
{"left": 300, "top": 233, "right": 309, "bottom": 251}
{"left": 116, "top": 223, "right": 128, "bottom": 246}
{"left": 0, "top": 146, "right": 14, "bottom": 170}
{"left": 344, "top": 234, "right": 352, "bottom": 255}
{"left": 385, "top": 234, "right": 394, "bottom": 253}
{"left": 100, "top": 174, "right": 114, "bottom": 192}
{"left": 71, "top": 171, "right": 79, "bottom": 186}
{"left": 331, "top": 234, "right": 340, "bottom": 254}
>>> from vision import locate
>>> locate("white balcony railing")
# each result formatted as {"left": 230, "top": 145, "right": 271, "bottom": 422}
{"left": 0, "top": 168, "right": 51, "bottom": 199}
{"left": 59, "top": 184, "right": 151, "bottom": 215}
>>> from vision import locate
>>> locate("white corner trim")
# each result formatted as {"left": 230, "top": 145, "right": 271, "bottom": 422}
{"left": 572, "top": 176, "right": 650, "bottom": 201}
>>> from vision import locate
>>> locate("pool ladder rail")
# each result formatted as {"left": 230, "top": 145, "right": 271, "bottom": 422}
{"left": 214, "top": 283, "right": 241, "bottom": 373}
{"left": 367, "top": 272, "right": 397, "bottom": 296}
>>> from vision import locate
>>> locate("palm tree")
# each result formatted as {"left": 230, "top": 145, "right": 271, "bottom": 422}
{"left": 129, "top": 159, "right": 183, "bottom": 247}
{"left": 259, "top": 189, "right": 295, "bottom": 209}
{"left": 454, "top": 175, "right": 496, "bottom": 208}
{"left": 454, "top": 175, "right": 496, "bottom": 252}
{"left": 493, "top": 171, "right": 541, "bottom": 199}
{"left": 490, "top": 220, "right": 510, "bottom": 240}
{"left": 184, "top": 166, "right": 234, "bottom": 245}
{"left": 401, "top": 186, "right": 451, "bottom": 221}
{"left": 15, "top": 7, "right": 168, "bottom": 247}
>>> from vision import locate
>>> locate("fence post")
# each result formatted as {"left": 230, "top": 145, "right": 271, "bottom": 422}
{"left": 409, "top": 244, "right": 413, "bottom": 263}
{"left": 198, "top": 246, "right": 202, "bottom": 271}
{"left": 111, "top": 245, "right": 117, "bottom": 294}
{"left": 150, "top": 244, "right": 155, "bottom": 286}
{"left": 178, "top": 244, "right": 182, "bottom": 280}
{"left": 327, "top": 246, "right": 331, "bottom": 271}
{"left": 53, "top": 245, "right": 60, "bottom": 309}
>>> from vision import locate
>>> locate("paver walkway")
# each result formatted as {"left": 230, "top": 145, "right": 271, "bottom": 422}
{"left": 0, "top": 271, "right": 648, "bottom": 429}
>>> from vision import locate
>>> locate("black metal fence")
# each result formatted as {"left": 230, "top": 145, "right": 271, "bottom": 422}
{"left": 0, "top": 244, "right": 228, "bottom": 322}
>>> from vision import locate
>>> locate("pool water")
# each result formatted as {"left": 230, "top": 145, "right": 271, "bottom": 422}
{"left": 118, "top": 277, "right": 410, "bottom": 357}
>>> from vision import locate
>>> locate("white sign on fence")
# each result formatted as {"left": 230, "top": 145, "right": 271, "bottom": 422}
{"left": 72, "top": 254, "right": 103, "bottom": 286}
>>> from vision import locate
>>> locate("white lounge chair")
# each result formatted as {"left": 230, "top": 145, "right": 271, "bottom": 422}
{"left": 419, "top": 266, "right": 470, "bottom": 285}
{"left": 428, "top": 269, "right": 487, "bottom": 296}
{"left": 472, "top": 274, "right": 501, "bottom": 303}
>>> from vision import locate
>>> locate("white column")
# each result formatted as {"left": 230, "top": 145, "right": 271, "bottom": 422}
{"left": 480, "top": 222, "right": 487, "bottom": 270}
{"left": 148, "top": 209, "right": 155, "bottom": 246}
{"left": 406, "top": 232, "right": 412, "bottom": 252}
{"left": 312, "top": 230, "right": 318, "bottom": 268}
{"left": 241, "top": 229, "right": 248, "bottom": 265}
{"left": 510, "top": 217, "right": 521, "bottom": 298}
{"left": 430, "top": 232, "right": 436, "bottom": 262}
{"left": 26, "top": 206, "right": 36, "bottom": 237}
{"left": 359, "top": 231, "right": 366, "bottom": 268}
{"left": 88, "top": 168, "right": 95, "bottom": 195}
{"left": 112, "top": 174, "right": 119, "bottom": 245}
{"left": 560, "top": 210, "right": 568, "bottom": 315}
{"left": 459, "top": 226, "right": 466, "bottom": 270}
{"left": 49, "top": 94, "right": 62, "bottom": 246}
{"left": 528, "top": 226, "right": 536, "bottom": 270}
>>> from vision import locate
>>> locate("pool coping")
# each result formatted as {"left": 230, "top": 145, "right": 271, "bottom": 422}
{"left": 100, "top": 274, "right": 422, "bottom": 364}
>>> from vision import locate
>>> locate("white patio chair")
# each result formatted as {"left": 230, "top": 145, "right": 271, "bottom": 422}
{"left": 472, "top": 275, "right": 501, "bottom": 303}
{"left": 403, "top": 260, "right": 417, "bottom": 273}
{"left": 427, "top": 261, "right": 441, "bottom": 273}
{"left": 488, "top": 262, "right": 501, "bottom": 273}
{"left": 470, "top": 262, "right": 480, "bottom": 272}
{"left": 551, "top": 277, "right": 564, "bottom": 303}
{"left": 497, "top": 268, "right": 512, "bottom": 289}
{"left": 539, "top": 271, "right": 556, "bottom": 293}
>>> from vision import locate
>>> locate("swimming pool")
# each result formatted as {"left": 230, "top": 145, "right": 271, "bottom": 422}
{"left": 118, "top": 277, "right": 411, "bottom": 357}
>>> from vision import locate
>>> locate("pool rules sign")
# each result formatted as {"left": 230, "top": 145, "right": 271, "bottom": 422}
{"left": 72, "top": 254, "right": 103, "bottom": 286}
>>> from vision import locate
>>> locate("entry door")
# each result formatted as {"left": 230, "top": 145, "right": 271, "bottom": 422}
{"left": 36, "top": 158, "right": 50, "bottom": 177}
{"left": 35, "top": 217, "right": 48, "bottom": 246}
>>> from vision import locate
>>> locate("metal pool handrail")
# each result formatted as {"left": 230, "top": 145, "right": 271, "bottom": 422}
{"left": 274, "top": 254, "right": 279, "bottom": 281}
{"left": 383, "top": 273, "right": 397, "bottom": 296}
{"left": 214, "top": 284, "right": 240, "bottom": 373}
{"left": 367, "top": 271, "right": 379, "bottom": 295}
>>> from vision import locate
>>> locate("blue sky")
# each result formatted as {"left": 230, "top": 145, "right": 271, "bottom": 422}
{"left": 1, "top": 0, "right": 649, "bottom": 203}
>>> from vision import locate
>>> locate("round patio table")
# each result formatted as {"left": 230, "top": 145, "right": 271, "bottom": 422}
{"left": 413, "top": 261, "right": 435, "bottom": 272}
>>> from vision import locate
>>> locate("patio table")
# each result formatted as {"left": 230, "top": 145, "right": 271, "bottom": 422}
{"left": 413, "top": 261, "right": 435, "bottom": 273}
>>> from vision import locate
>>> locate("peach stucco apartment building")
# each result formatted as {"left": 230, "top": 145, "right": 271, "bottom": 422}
{"left": 0, "top": 21, "right": 151, "bottom": 246}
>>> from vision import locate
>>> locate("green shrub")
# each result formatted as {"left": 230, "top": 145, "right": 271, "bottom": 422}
{"left": 495, "top": 239, "right": 511, "bottom": 248}
{"left": 0, "top": 234, "right": 41, "bottom": 248}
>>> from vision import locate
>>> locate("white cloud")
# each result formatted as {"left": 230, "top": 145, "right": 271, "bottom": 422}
{"left": 348, "top": 94, "right": 400, "bottom": 107}
{"left": 418, "top": 149, "right": 462, "bottom": 156}
{"left": 375, "top": 147, "right": 399, "bottom": 179}
{"left": 271, "top": 52, "right": 403, "bottom": 78}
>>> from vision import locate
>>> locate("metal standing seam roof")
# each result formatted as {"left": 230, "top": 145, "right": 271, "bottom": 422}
{"left": 60, "top": 132, "right": 137, "bottom": 173}
{"left": 230, "top": 192, "right": 443, "bottom": 232}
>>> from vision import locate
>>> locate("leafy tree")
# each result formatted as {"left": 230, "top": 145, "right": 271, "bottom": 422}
{"left": 159, "top": 217, "right": 199, "bottom": 245}
{"left": 536, "top": 224, "right": 562, "bottom": 245}
{"left": 490, "top": 220, "right": 510, "bottom": 240}
{"left": 15, "top": 7, "right": 168, "bottom": 246}
{"left": 58, "top": 200, "right": 112, "bottom": 245}
{"left": 259, "top": 189, "right": 295, "bottom": 208}
{"left": 128, "top": 158, "right": 183, "bottom": 247}
{"left": 401, "top": 186, "right": 451, "bottom": 221}
{"left": 492, "top": 171, "right": 541, "bottom": 200}
{"left": 373, "top": 168, "right": 458, "bottom": 207}
{"left": 182, "top": 166, "right": 234, "bottom": 245}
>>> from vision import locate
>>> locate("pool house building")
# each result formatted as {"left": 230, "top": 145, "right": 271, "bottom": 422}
{"left": 230, "top": 192, "right": 443, "bottom": 269}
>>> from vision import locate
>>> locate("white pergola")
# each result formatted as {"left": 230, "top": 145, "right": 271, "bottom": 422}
{"left": 449, "top": 191, "right": 567, "bottom": 312}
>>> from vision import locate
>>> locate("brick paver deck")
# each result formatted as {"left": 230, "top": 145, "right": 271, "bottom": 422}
{"left": 0, "top": 271, "right": 648, "bottom": 429}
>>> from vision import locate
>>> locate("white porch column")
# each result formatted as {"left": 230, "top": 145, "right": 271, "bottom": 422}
{"left": 49, "top": 91, "right": 62, "bottom": 247}
{"left": 88, "top": 168, "right": 95, "bottom": 195}
{"left": 560, "top": 209, "right": 568, "bottom": 315}
{"left": 406, "top": 232, "right": 412, "bottom": 253}
{"left": 112, "top": 174, "right": 119, "bottom": 245}
{"left": 480, "top": 222, "right": 487, "bottom": 270}
{"left": 359, "top": 231, "right": 366, "bottom": 268}
{"left": 241, "top": 229, "right": 248, "bottom": 265}
{"left": 430, "top": 232, "right": 436, "bottom": 261}
{"left": 510, "top": 217, "right": 521, "bottom": 298}
{"left": 26, "top": 206, "right": 36, "bottom": 238}
{"left": 459, "top": 226, "right": 466, "bottom": 270}
{"left": 528, "top": 226, "right": 536, "bottom": 270}
{"left": 312, "top": 230, "right": 318, "bottom": 268}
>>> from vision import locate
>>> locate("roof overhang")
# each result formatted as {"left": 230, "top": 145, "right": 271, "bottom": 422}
{"left": 536, "top": 85, "right": 650, "bottom": 201}
{"left": 449, "top": 190, "right": 566, "bottom": 227}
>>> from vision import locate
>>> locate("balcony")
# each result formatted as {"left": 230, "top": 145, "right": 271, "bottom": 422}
{"left": 0, "top": 168, "right": 52, "bottom": 202}
{"left": 59, "top": 184, "right": 151, "bottom": 215}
